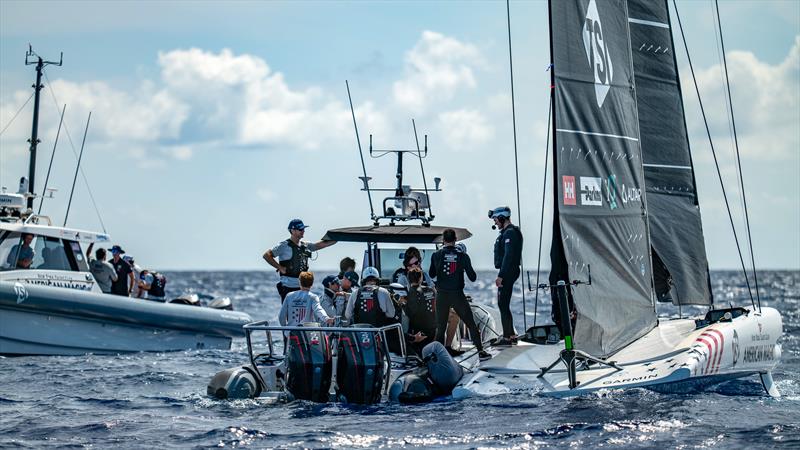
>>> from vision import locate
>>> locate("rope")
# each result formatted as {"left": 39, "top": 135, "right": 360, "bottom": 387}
{"left": 672, "top": 0, "right": 756, "bottom": 309}
{"left": 0, "top": 91, "right": 34, "bottom": 137}
{"left": 533, "top": 92, "right": 553, "bottom": 328}
{"left": 38, "top": 104, "right": 66, "bottom": 215}
{"left": 42, "top": 70, "right": 106, "bottom": 233}
{"left": 714, "top": 0, "right": 761, "bottom": 311}
{"left": 506, "top": 0, "right": 528, "bottom": 331}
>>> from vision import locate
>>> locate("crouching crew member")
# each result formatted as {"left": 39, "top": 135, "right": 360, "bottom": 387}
{"left": 398, "top": 267, "right": 437, "bottom": 356}
{"left": 279, "top": 272, "right": 334, "bottom": 327}
{"left": 429, "top": 228, "right": 490, "bottom": 360}
{"left": 320, "top": 275, "right": 347, "bottom": 321}
{"left": 345, "top": 267, "right": 395, "bottom": 327}
{"left": 263, "top": 219, "right": 337, "bottom": 302}
{"left": 489, "top": 206, "right": 523, "bottom": 346}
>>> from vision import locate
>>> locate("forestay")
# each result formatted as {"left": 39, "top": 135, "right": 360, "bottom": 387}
{"left": 548, "top": 0, "right": 656, "bottom": 357}
{"left": 627, "top": 0, "right": 713, "bottom": 306}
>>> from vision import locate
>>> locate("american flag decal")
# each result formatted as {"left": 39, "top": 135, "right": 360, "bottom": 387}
{"left": 693, "top": 328, "right": 725, "bottom": 375}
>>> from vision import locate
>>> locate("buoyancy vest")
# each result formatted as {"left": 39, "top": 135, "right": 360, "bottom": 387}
{"left": 406, "top": 286, "right": 437, "bottom": 336}
{"left": 433, "top": 246, "right": 467, "bottom": 291}
{"left": 353, "top": 285, "right": 386, "bottom": 327}
{"left": 493, "top": 224, "right": 522, "bottom": 270}
{"left": 280, "top": 239, "right": 310, "bottom": 278}
{"left": 149, "top": 273, "right": 167, "bottom": 297}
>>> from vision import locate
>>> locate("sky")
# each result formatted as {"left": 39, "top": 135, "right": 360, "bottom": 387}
{"left": 1, "top": 0, "right": 798, "bottom": 272}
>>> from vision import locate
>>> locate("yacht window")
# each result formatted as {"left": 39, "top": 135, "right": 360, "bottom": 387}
{"left": 0, "top": 232, "right": 37, "bottom": 271}
{"left": 65, "top": 240, "right": 89, "bottom": 272}
{"left": 34, "top": 237, "right": 72, "bottom": 271}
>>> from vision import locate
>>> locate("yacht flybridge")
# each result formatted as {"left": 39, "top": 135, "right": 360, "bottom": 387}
{"left": 0, "top": 48, "right": 251, "bottom": 356}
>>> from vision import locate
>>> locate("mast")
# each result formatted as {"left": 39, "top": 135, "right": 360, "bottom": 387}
{"left": 24, "top": 46, "right": 62, "bottom": 210}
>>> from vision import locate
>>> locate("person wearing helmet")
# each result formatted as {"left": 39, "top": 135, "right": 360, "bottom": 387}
{"left": 320, "top": 275, "right": 347, "bottom": 320}
{"left": 429, "top": 228, "right": 491, "bottom": 360}
{"left": 344, "top": 266, "right": 395, "bottom": 327}
{"left": 263, "top": 218, "right": 337, "bottom": 302}
{"left": 489, "top": 206, "right": 524, "bottom": 346}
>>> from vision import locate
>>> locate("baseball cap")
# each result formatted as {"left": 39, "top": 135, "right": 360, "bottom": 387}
{"left": 288, "top": 218, "right": 309, "bottom": 231}
{"left": 322, "top": 275, "right": 341, "bottom": 288}
{"left": 342, "top": 271, "right": 359, "bottom": 287}
{"left": 110, "top": 245, "right": 125, "bottom": 254}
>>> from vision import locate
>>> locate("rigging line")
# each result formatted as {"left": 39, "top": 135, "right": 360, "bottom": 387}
{"left": 411, "top": 119, "right": 434, "bottom": 220}
{"left": 64, "top": 111, "right": 91, "bottom": 227}
{"left": 506, "top": 0, "right": 527, "bottom": 330}
{"left": 42, "top": 70, "right": 106, "bottom": 232}
{"left": 38, "top": 103, "right": 66, "bottom": 215}
{"left": 672, "top": 0, "right": 756, "bottom": 309}
{"left": 345, "top": 80, "right": 375, "bottom": 221}
{"left": 715, "top": 0, "right": 761, "bottom": 311}
{"left": 0, "top": 91, "right": 35, "bottom": 137}
{"left": 533, "top": 91, "right": 553, "bottom": 329}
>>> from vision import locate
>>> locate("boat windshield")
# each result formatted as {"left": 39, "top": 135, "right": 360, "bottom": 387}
{"left": 0, "top": 231, "right": 89, "bottom": 272}
{"left": 373, "top": 247, "right": 433, "bottom": 280}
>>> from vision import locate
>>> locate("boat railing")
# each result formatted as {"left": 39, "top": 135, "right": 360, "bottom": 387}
{"left": 243, "top": 321, "right": 408, "bottom": 393}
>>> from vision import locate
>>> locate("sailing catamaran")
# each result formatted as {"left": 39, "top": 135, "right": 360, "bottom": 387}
{"left": 453, "top": 0, "right": 782, "bottom": 398}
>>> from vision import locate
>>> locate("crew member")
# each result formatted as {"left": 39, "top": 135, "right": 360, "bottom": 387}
{"left": 397, "top": 267, "right": 436, "bottom": 356}
{"left": 320, "top": 275, "right": 347, "bottom": 320}
{"left": 344, "top": 267, "right": 395, "bottom": 327}
{"left": 263, "top": 219, "right": 337, "bottom": 302}
{"left": 140, "top": 270, "right": 168, "bottom": 301}
{"left": 86, "top": 244, "right": 117, "bottom": 294}
{"left": 429, "top": 228, "right": 490, "bottom": 360}
{"left": 489, "top": 206, "right": 524, "bottom": 345}
{"left": 338, "top": 257, "right": 356, "bottom": 279}
{"left": 108, "top": 245, "right": 135, "bottom": 296}
{"left": 340, "top": 270, "right": 359, "bottom": 294}
{"left": 279, "top": 271, "right": 333, "bottom": 327}
{"left": 6, "top": 233, "right": 34, "bottom": 269}
{"left": 392, "top": 246, "right": 433, "bottom": 289}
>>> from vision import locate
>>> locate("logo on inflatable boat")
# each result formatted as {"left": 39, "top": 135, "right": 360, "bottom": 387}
{"left": 14, "top": 282, "right": 28, "bottom": 304}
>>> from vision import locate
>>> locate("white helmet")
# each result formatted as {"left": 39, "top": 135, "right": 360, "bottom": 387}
{"left": 362, "top": 266, "right": 380, "bottom": 281}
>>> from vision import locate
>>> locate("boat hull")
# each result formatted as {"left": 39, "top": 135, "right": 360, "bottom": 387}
{"left": 454, "top": 307, "right": 783, "bottom": 398}
{"left": 0, "top": 281, "right": 252, "bottom": 356}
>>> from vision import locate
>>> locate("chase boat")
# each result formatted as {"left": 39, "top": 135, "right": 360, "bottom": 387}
{"left": 0, "top": 49, "right": 252, "bottom": 356}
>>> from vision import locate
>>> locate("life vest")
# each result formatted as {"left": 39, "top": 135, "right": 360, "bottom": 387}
{"left": 353, "top": 285, "right": 386, "bottom": 327}
{"left": 280, "top": 239, "right": 310, "bottom": 278}
{"left": 406, "top": 286, "right": 437, "bottom": 336}
{"left": 493, "top": 224, "right": 521, "bottom": 269}
{"left": 149, "top": 273, "right": 167, "bottom": 297}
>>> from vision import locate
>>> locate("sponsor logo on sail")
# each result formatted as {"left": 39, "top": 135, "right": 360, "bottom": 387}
{"left": 579, "top": 177, "right": 603, "bottom": 206}
{"left": 605, "top": 174, "right": 618, "bottom": 210}
{"left": 621, "top": 183, "right": 642, "bottom": 207}
{"left": 563, "top": 176, "right": 576, "bottom": 206}
{"left": 583, "top": 0, "right": 614, "bottom": 108}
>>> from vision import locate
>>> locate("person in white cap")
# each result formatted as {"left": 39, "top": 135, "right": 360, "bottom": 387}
{"left": 344, "top": 266, "right": 395, "bottom": 327}
{"left": 489, "top": 206, "right": 524, "bottom": 346}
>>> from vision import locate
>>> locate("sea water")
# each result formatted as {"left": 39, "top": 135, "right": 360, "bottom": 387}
{"left": 1, "top": 270, "right": 798, "bottom": 448}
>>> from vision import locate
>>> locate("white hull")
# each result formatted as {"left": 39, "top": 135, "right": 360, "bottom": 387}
{"left": 455, "top": 307, "right": 783, "bottom": 398}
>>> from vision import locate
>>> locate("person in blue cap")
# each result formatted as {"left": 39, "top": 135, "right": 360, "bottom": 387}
{"left": 489, "top": 206, "right": 524, "bottom": 346}
{"left": 319, "top": 274, "right": 347, "bottom": 320}
{"left": 263, "top": 219, "right": 337, "bottom": 302}
{"left": 108, "top": 245, "right": 135, "bottom": 296}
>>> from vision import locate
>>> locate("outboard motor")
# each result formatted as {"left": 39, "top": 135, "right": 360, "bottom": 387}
{"left": 207, "top": 366, "right": 262, "bottom": 400}
{"left": 169, "top": 293, "right": 201, "bottom": 306}
{"left": 208, "top": 296, "right": 233, "bottom": 310}
{"left": 285, "top": 329, "right": 332, "bottom": 403}
{"left": 336, "top": 324, "right": 386, "bottom": 404}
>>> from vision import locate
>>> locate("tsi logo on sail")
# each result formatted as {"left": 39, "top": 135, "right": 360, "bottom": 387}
{"left": 583, "top": 0, "right": 614, "bottom": 108}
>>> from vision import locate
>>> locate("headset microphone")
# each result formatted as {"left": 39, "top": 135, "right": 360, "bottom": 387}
{"left": 491, "top": 225, "right": 497, "bottom": 230}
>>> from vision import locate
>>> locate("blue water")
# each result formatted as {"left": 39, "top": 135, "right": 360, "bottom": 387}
{"left": 1, "top": 270, "right": 798, "bottom": 448}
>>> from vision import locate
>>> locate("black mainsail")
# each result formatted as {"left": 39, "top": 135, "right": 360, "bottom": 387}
{"left": 549, "top": 0, "right": 657, "bottom": 357}
{"left": 627, "top": 0, "right": 713, "bottom": 306}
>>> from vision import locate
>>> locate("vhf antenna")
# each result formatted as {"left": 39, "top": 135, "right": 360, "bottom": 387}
{"left": 24, "top": 45, "right": 63, "bottom": 210}
{"left": 346, "top": 80, "right": 376, "bottom": 221}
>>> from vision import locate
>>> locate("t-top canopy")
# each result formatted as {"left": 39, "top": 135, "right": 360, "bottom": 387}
{"left": 322, "top": 225, "right": 471, "bottom": 244}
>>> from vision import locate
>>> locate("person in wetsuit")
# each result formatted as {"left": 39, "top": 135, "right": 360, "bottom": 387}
{"left": 397, "top": 267, "right": 437, "bottom": 356}
{"left": 263, "top": 219, "right": 337, "bottom": 302}
{"left": 428, "top": 228, "right": 490, "bottom": 360}
{"left": 489, "top": 206, "right": 523, "bottom": 346}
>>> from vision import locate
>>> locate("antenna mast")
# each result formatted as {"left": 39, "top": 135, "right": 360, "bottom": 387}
{"left": 24, "top": 46, "right": 62, "bottom": 210}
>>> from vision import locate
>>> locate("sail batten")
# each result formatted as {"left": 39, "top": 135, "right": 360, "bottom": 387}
{"left": 627, "top": 0, "right": 713, "bottom": 305}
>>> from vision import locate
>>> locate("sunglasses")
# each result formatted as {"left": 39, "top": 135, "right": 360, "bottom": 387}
{"left": 408, "top": 259, "right": 420, "bottom": 266}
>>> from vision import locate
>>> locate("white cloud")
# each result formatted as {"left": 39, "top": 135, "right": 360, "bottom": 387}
{"left": 256, "top": 188, "right": 276, "bottom": 203}
{"left": 436, "top": 109, "right": 494, "bottom": 150}
{"left": 168, "top": 146, "right": 193, "bottom": 160}
{"left": 687, "top": 36, "right": 799, "bottom": 160}
{"left": 393, "top": 31, "right": 484, "bottom": 111}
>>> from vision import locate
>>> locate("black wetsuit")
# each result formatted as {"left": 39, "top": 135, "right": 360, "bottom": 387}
{"left": 428, "top": 245, "right": 483, "bottom": 351}
{"left": 494, "top": 224, "right": 523, "bottom": 338}
{"left": 404, "top": 285, "right": 437, "bottom": 355}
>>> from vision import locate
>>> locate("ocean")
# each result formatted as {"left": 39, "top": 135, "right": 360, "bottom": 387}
{"left": 1, "top": 270, "right": 798, "bottom": 448}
